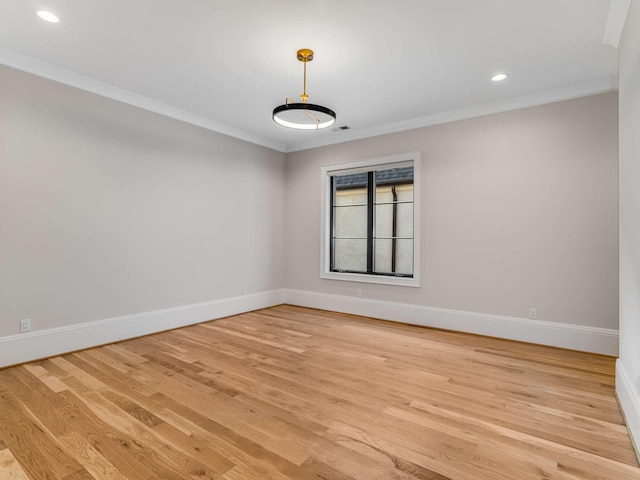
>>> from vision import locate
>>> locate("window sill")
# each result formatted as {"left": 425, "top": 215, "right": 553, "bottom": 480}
{"left": 320, "top": 271, "right": 420, "bottom": 287}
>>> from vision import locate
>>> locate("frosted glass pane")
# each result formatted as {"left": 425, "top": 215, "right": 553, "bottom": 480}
{"left": 375, "top": 203, "right": 393, "bottom": 238}
{"left": 374, "top": 203, "right": 413, "bottom": 238}
{"left": 333, "top": 239, "right": 367, "bottom": 272}
{"left": 335, "top": 188, "right": 367, "bottom": 206}
{"left": 374, "top": 239, "right": 413, "bottom": 275}
{"left": 396, "top": 203, "right": 413, "bottom": 238}
{"left": 334, "top": 205, "right": 367, "bottom": 238}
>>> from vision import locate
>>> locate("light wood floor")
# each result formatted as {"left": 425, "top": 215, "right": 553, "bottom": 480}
{"left": 0, "top": 305, "right": 638, "bottom": 480}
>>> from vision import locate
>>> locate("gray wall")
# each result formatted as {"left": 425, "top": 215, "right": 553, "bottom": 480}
{"left": 618, "top": 0, "right": 640, "bottom": 453}
{"left": 285, "top": 92, "right": 619, "bottom": 329}
{"left": 0, "top": 64, "right": 620, "bottom": 342}
{"left": 0, "top": 65, "right": 285, "bottom": 337}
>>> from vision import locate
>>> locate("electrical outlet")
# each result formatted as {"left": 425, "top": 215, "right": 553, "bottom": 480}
{"left": 528, "top": 307, "right": 537, "bottom": 320}
{"left": 356, "top": 289, "right": 363, "bottom": 298}
{"left": 20, "top": 319, "right": 31, "bottom": 333}
{"left": 241, "top": 286, "right": 247, "bottom": 295}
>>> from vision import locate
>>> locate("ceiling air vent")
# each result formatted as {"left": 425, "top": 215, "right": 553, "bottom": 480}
{"left": 332, "top": 125, "right": 351, "bottom": 132}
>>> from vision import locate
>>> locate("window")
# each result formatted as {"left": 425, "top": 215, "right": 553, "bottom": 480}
{"left": 321, "top": 152, "right": 420, "bottom": 287}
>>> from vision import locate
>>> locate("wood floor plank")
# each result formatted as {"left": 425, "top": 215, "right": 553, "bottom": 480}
{"left": 54, "top": 389, "right": 193, "bottom": 480}
{"left": 0, "top": 305, "right": 637, "bottom": 480}
{"left": 0, "top": 366, "right": 75, "bottom": 438}
{"left": 58, "top": 432, "right": 129, "bottom": 480}
{"left": 63, "top": 469, "right": 98, "bottom": 480}
{"left": 0, "top": 448, "right": 32, "bottom": 480}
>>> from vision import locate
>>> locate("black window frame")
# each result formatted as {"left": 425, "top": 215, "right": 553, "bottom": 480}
{"left": 329, "top": 167, "right": 414, "bottom": 278}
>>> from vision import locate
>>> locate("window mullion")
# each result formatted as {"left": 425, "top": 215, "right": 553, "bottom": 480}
{"left": 366, "top": 171, "right": 374, "bottom": 273}
{"left": 329, "top": 176, "right": 335, "bottom": 271}
{"left": 391, "top": 185, "right": 397, "bottom": 273}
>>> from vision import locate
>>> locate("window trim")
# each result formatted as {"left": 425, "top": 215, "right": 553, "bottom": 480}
{"left": 320, "top": 151, "right": 421, "bottom": 287}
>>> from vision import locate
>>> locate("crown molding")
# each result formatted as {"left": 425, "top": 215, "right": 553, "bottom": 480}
{"left": 0, "top": 47, "right": 287, "bottom": 152}
{"left": 0, "top": 47, "right": 617, "bottom": 155}
{"left": 602, "top": 0, "right": 633, "bottom": 48}
{"left": 284, "top": 77, "right": 618, "bottom": 152}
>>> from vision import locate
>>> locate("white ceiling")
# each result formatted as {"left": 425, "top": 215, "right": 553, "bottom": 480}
{"left": 0, "top": 0, "right": 618, "bottom": 152}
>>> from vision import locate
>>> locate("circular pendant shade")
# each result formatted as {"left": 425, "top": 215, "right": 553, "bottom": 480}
{"left": 272, "top": 103, "right": 336, "bottom": 130}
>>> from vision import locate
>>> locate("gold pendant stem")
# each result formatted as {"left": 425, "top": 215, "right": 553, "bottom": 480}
{"left": 297, "top": 48, "right": 313, "bottom": 104}
{"left": 301, "top": 61, "right": 308, "bottom": 103}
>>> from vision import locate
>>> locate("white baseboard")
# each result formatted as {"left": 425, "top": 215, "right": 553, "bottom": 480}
{"left": 617, "top": 360, "right": 640, "bottom": 463}
{"left": 0, "top": 288, "right": 619, "bottom": 368}
{"left": 0, "top": 289, "right": 285, "bottom": 368}
{"left": 284, "top": 289, "right": 619, "bottom": 356}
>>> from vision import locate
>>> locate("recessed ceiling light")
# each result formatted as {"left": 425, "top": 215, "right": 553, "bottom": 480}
{"left": 491, "top": 73, "right": 508, "bottom": 82}
{"left": 36, "top": 10, "right": 60, "bottom": 23}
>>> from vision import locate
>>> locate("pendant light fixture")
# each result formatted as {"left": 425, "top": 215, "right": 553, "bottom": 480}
{"left": 272, "top": 49, "right": 336, "bottom": 130}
